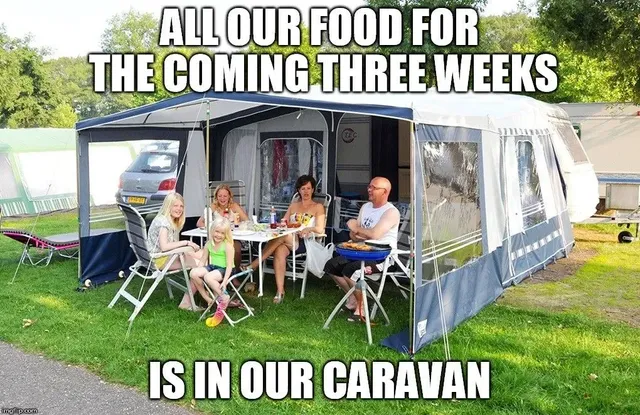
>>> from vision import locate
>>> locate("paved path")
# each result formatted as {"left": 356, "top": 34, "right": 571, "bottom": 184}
{"left": 0, "top": 341, "right": 197, "bottom": 415}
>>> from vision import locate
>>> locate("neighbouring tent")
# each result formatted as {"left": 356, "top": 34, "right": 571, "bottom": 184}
{"left": 74, "top": 89, "right": 599, "bottom": 354}
{"left": 0, "top": 128, "right": 136, "bottom": 216}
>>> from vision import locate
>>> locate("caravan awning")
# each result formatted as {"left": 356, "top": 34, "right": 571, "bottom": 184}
{"left": 75, "top": 88, "right": 562, "bottom": 133}
{"left": 75, "top": 90, "right": 413, "bottom": 131}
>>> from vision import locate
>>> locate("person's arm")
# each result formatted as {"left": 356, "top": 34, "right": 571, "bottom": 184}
{"left": 158, "top": 227, "right": 199, "bottom": 252}
{"left": 196, "top": 216, "right": 205, "bottom": 228}
{"left": 347, "top": 209, "right": 365, "bottom": 241}
{"left": 233, "top": 203, "right": 249, "bottom": 222}
{"left": 221, "top": 242, "right": 235, "bottom": 292}
{"left": 196, "top": 242, "right": 209, "bottom": 267}
{"left": 350, "top": 208, "right": 400, "bottom": 241}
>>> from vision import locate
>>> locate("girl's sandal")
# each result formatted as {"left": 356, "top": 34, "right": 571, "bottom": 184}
{"left": 273, "top": 292, "right": 284, "bottom": 304}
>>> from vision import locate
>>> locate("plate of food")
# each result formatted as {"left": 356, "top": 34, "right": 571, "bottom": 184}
{"left": 233, "top": 230, "right": 255, "bottom": 236}
{"left": 339, "top": 241, "right": 375, "bottom": 251}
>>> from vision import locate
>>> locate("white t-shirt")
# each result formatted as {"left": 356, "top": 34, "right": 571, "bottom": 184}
{"left": 358, "top": 202, "right": 400, "bottom": 249}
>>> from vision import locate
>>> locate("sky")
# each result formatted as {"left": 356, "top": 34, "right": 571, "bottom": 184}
{"left": 0, "top": 1, "right": 521, "bottom": 59}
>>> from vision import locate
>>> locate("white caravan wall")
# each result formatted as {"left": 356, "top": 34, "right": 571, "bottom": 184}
{"left": 559, "top": 103, "right": 640, "bottom": 171}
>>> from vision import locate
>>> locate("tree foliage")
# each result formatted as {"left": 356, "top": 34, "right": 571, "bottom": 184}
{"left": 0, "top": 26, "right": 77, "bottom": 128}
{"left": 2, "top": 4, "right": 636, "bottom": 129}
{"left": 96, "top": 10, "right": 211, "bottom": 114}
{"left": 478, "top": 11, "right": 535, "bottom": 53}
{"left": 514, "top": 28, "right": 631, "bottom": 103}
{"left": 101, "top": 10, "right": 159, "bottom": 53}
{"left": 537, "top": 0, "right": 640, "bottom": 102}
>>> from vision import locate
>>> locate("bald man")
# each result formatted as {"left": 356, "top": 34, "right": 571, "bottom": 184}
{"left": 324, "top": 177, "right": 400, "bottom": 321}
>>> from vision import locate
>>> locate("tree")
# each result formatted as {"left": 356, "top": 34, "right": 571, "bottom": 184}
{"left": 478, "top": 12, "right": 535, "bottom": 53}
{"left": 366, "top": 0, "right": 488, "bottom": 85}
{"left": 537, "top": 0, "right": 640, "bottom": 102}
{"left": 514, "top": 28, "right": 631, "bottom": 103}
{"left": 101, "top": 10, "right": 159, "bottom": 53}
{"left": 46, "top": 57, "right": 105, "bottom": 120}
{"left": 475, "top": 11, "right": 627, "bottom": 103}
{"left": 96, "top": 10, "right": 212, "bottom": 113}
{"left": 0, "top": 26, "right": 77, "bottom": 128}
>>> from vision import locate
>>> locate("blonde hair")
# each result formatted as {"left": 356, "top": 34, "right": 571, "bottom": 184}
{"left": 209, "top": 215, "right": 234, "bottom": 245}
{"left": 159, "top": 193, "right": 185, "bottom": 230}
{"left": 211, "top": 184, "right": 236, "bottom": 212}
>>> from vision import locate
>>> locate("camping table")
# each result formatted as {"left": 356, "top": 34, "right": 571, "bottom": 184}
{"left": 182, "top": 226, "right": 306, "bottom": 298}
{"left": 323, "top": 246, "right": 391, "bottom": 345}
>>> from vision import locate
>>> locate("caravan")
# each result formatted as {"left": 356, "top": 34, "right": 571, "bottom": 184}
{"left": 74, "top": 89, "right": 598, "bottom": 354}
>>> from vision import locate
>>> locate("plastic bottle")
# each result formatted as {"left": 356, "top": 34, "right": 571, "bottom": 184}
{"left": 269, "top": 206, "right": 277, "bottom": 229}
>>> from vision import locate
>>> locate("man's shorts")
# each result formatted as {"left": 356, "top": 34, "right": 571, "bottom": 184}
{"left": 323, "top": 255, "right": 379, "bottom": 279}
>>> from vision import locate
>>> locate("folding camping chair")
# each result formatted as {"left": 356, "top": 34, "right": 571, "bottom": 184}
{"left": 108, "top": 203, "right": 196, "bottom": 323}
{"left": 197, "top": 268, "right": 256, "bottom": 326}
{"left": 364, "top": 205, "right": 413, "bottom": 319}
{"left": 333, "top": 199, "right": 413, "bottom": 320}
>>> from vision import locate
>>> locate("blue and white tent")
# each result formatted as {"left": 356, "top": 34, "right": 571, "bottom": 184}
{"left": 75, "top": 89, "right": 598, "bottom": 354}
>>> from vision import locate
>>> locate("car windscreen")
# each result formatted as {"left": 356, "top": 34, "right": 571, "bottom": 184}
{"left": 127, "top": 152, "right": 177, "bottom": 173}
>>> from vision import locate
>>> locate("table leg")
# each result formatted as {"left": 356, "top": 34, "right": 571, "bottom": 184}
{"left": 365, "top": 284, "right": 391, "bottom": 326}
{"left": 258, "top": 241, "right": 264, "bottom": 298}
{"left": 359, "top": 261, "right": 373, "bottom": 345}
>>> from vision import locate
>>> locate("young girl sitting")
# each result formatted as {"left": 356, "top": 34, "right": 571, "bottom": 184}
{"left": 189, "top": 216, "right": 236, "bottom": 327}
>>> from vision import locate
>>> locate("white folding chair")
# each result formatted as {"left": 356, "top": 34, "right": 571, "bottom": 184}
{"left": 333, "top": 199, "right": 413, "bottom": 320}
{"left": 362, "top": 205, "right": 412, "bottom": 319}
{"left": 108, "top": 203, "right": 195, "bottom": 324}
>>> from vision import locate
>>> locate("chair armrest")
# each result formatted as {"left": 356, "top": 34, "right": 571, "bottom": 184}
{"left": 150, "top": 246, "right": 195, "bottom": 259}
{"left": 391, "top": 249, "right": 410, "bottom": 255}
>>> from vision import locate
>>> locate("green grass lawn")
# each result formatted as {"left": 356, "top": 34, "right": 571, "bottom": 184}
{"left": 0, "top": 213, "right": 639, "bottom": 414}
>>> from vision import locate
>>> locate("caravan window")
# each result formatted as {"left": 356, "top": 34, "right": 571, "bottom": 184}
{"left": 553, "top": 122, "right": 589, "bottom": 164}
{"left": 0, "top": 154, "right": 20, "bottom": 199}
{"left": 420, "top": 142, "right": 482, "bottom": 283}
{"left": 257, "top": 137, "right": 324, "bottom": 220}
{"left": 517, "top": 139, "right": 546, "bottom": 228}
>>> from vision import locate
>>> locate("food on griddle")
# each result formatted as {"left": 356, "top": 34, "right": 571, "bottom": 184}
{"left": 340, "top": 242, "right": 373, "bottom": 251}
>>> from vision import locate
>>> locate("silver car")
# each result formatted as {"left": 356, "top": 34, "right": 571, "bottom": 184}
{"left": 116, "top": 141, "right": 179, "bottom": 207}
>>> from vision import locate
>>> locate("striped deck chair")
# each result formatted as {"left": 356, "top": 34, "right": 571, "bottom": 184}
{"left": 108, "top": 203, "right": 195, "bottom": 323}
